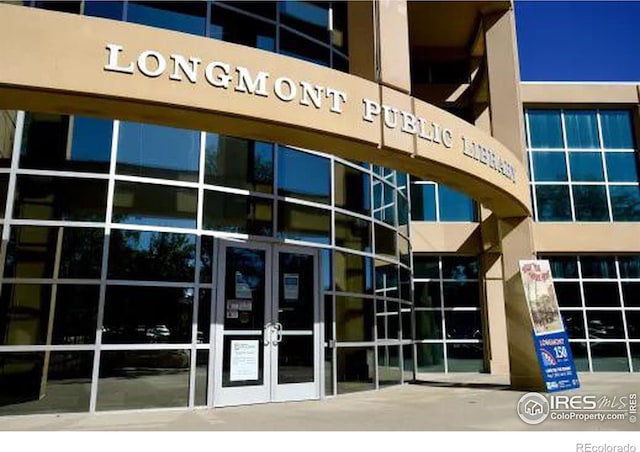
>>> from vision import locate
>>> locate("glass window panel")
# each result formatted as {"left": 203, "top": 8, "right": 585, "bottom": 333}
{"left": 335, "top": 212, "right": 371, "bottom": 252}
{"left": 410, "top": 183, "right": 436, "bottom": 221}
{"left": 590, "top": 343, "right": 629, "bottom": 372}
{"left": 127, "top": 1, "right": 206, "bottom": 35}
{"left": 447, "top": 343, "right": 484, "bottom": 372}
{"left": 583, "top": 282, "right": 621, "bottom": 308}
{"left": 442, "top": 257, "right": 478, "bottom": 280}
{"left": 569, "top": 152, "right": 604, "bottom": 181}
{"left": 374, "top": 224, "right": 396, "bottom": 261}
{"left": 84, "top": 1, "right": 124, "bottom": 20}
{"left": 280, "top": 29, "right": 330, "bottom": 67}
{"left": 569, "top": 342, "right": 590, "bottom": 372}
{"left": 210, "top": 3, "right": 276, "bottom": 51}
{"left": 331, "top": 0, "right": 348, "bottom": 53}
{"left": 277, "top": 148, "right": 330, "bottom": 203}
{"left": 414, "top": 282, "right": 440, "bottom": 308}
{"left": 560, "top": 311, "right": 585, "bottom": 339}
{"left": 622, "top": 282, "right": 640, "bottom": 307}
{"left": 564, "top": 110, "right": 599, "bottom": 149}
{"left": 374, "top": 260, "right": 398, "bottom": 294}
{"left": 400, "top": 268, "right": 411, "bottom": 302}
{"left": 51, "top": 285, "right": 100, "bottom": 345}
{"left": 445, "top": 311, "right": 482, "bottom": 340}
{"left": 325, "top": 294, "right": 333, "bottom": 341}
{"left": 21, "top": 113, "right": 112, "bottom": 172}
{"left": 545, "top": 256, "right": 579, "bottom": 279}
{"left": 527, "top": 110, "right": 563, "bottom": 148}
{"left": 277, "top": 202, "right": 330, "bottom": 244}
{"left": 0, "top": 111, "right": 16, "bottom": 167}
{"left": 278, "top": 336, "right": 314, "bottom": 384}
{"left": 108, "top": 230, "right": 196, "bottom": 282}
{"left": 600, "top": 110, "right": 634, "bottom": 149}
{"left": 554, "top": 282, "right": 582, "bottom": 307}
{"left": 399, "top": 236, "right": 410, "bottom": 267}
{"left": 102, "top": 286, "right": 193, "bottom": 344}
{"left": 401, "top": 309, "right": 412, "bottom": 341}
{"left": 195, "top": 350, "right": 209, "bottom": 406}
{"left": 334, "top": 252, "right": 373, "bottom": 295}
{"left": 97, "top": 350, "right": 190, "bottom": 410}
{"left": 325, "top": 348, "right": 334, "bottom": 396}
{"left": 336, "top": 348, "right": 375, "bottom": 394}
{"left": 34, "top": 1, "right": 81, "bottom": 13}
{"left": 13, "top": 175, "right": 108, "bottom": 222}
{"left": 625, "top": 311, "right": 640, "bottom": 339}
{"left": 205, "top": 134, "right": 273, "bottom": 193}
{"left": 0, "top": 352, "right": 93, "bottom": 415}
{"left": 223, "top": 1, "right": 276, "bottom": 19}
{"left": 442, "top": 282, "right": 480, "bottom": 308}
{"left": 334, "top": 162, "right": 370, "bottom": 215}
{"left": 397, "top": 196, "right": 409, "bottom": 229}
{"left": 0, "top": 175, "right": 8, "bottom": 217}
{"left": 117, "top": 121, "right": 200, "bottom": 182}
{"left": 378, "top": 346, "right": 402, "bottom": 387}
{"left": 610, "top": 186, "right": 640, "bottom": 221}
{"left": 113, "top": 181, "right": 197, "bottom": 228}
{"left": 322, "top": 249, "right": 331, "bottom": 291}
{"left": 580, "top": 256, "right": 617, "bottom": 278}
{"left": 413, "top": 256, "right": 439, "bottom": 279}
{"left": 586, "top": 311, "right": 625, "bottom": 340}
{"left": 4, "top": 226, "right": 103, "bottom": 279}
{"left": 416, "top": 343, "right": 445, "bottom": 372}
{"left": 532, "top": 152, "right": 568, "bottom": 181}
{"left": 203, "top": 190, "right": 273, "bottom": 236}
{"left": 280, "top": 0, "right": 329, "bottom": 42}
{"left": 335, "top": 297, "right": 373, "bottom": 342}
{"left": 198, "top": 289, "right": 211, "bottom": 344}
{"left": 572, "top": 185, "right": 609, "bottom": 221}
{"left": 438, "top": 185, "right": 476, "bottom": 222}
{"left": 605, "top": 152, "right": 639, "bottom": 182}
{"left": 415, "top": 310, "right": 442, "bottom": 340}
{"left": 535, "top": 185, "right": 572, "bottom": 221}
{"left": 619, "top": 256, "right": 640, "bottom": 278}
{"left": 199, "top": 236, "right": 214, "bottom": 284}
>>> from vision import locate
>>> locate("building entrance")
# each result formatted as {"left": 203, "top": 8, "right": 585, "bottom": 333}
{"left": 213, "top": 241, "right": 322, "bottom": 407}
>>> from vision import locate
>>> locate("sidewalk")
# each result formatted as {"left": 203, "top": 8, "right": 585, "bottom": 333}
{"left": 0, "top": 373, "right": 637, "bottom": 431}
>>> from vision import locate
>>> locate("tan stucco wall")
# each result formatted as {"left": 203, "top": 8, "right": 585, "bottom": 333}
{"left": 520, "top": 83, "right": 640, "bottom": 104}
{"left": 0, "top": 4, "right": 531, "bottom": 219}
{"left": 410, "top": 222, "right": 481, "bottom": 254}
{"left": 533, "top": 223, "right": 640, "bottom": 253}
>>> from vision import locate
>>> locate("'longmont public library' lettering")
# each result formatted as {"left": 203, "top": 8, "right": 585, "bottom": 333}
{"left": 104, "top": 43, "right": 516, "bottom": 183}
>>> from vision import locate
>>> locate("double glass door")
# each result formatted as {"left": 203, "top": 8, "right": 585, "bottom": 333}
{"left": 213, "top": 241, "right": 322, "bottom": 407}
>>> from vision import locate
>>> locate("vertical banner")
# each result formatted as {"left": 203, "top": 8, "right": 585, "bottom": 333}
{"left": 519, "top": 260, "right": 580, "bottom": 392}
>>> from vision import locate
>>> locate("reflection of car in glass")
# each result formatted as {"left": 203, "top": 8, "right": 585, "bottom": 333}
{"left": 146, "top": 325, "right": 170, "bottom": 342}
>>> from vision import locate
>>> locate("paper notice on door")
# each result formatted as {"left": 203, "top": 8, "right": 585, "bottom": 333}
{"left": 235, "top": 271, "right": 252, "bottom": 299}
{"left": 226, "top": 302, "right": 239, "bottom": 319}
{"left": 283, "top": 273, "right": 299, "bottom": 300}
{"left": 226, "top": 299, "right": 252, "bottom": 318}
{"left": 230, "top": 340, "right": 259, "bottom": 381}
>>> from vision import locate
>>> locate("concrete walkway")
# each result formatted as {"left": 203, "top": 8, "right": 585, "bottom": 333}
{"left": 0, "top": 373, "right": 638, "bottom": 431}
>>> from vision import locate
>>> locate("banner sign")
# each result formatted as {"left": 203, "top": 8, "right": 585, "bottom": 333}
{"left": 519, "top": 260, "right": 580, "bottom": 392}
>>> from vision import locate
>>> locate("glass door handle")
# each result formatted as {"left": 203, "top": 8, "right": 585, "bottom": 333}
{"left": 263, "top": 322, "right": 272, "bottom": 345}
{"left": 274, "top": 322, "right": 283, "bottom": 345}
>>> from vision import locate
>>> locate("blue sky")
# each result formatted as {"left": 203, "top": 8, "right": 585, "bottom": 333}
{"left": 515, "top": 1, "right": 640, "bottom": 81}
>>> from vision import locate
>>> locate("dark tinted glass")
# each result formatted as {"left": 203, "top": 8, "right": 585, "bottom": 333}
{"left": 334, "top": 251, "right": 373, "bottom": 294}
{"left": 4, "top": 226, "right": 103, "bottom": 279}
{"left": 334, "top": 162, "right": 370, "bottom": 215}
{"left": 335, "top": 212, "right": 371, "bottom": 252}
{"left": 580, "top": 256, "right": 617, "bottom": 278}
{"left": 535, "top": 185, "right": 572, "bottom": 221}
{"left": 416, "top": 343, "right": 444, "bottom": 372}
{"left": 97, "top": 350, "right": 190, "bottom": 410}
{"left": 610, "top": 186, "right": 640, "bottom": 221}
{"left": 13, "top": 175, "right": 107, "bottom": 221}
{"left": 375, "top": 261, "right": 398, "bottom": 293}
{"left": 210, "top": 4, "right": 276, "bottom": 51}
{"left": 532, "top": 152, "right": 567, "bottom": 181}
{"left": 373, "top": 181, "right": 396, "bottom": 225}
{"left": 413, "top": 256, "right": 439, "bottom": 279}
{"left": 336, "top": 348, "right": 375, "bottom": 394}
{"left": 445, "top": 311, "right": 482, "bottom": 340}
{"left": 619, "top": 257, "right": 640, "bottom": 278}
{"left": 411, "top": 184, "right": 436, "bottom": 221}
{"left": 554, "top": 282, "right": 582, "bottom": 307}
{"left": 205, "top": 134, "right": 273, "bottom": 192}
{"left": 20, "top": 113, "right": 112, "bottom": 172}
{"left": 198, "top": 289, "right": 211, "bottom": 344}
{"left": 331, "top": 0, "right": 348, "bottom": 53}
{"left": 278, "top": 336, "right": 314, "bottom": 383}
{"left": 127, "top": 1, "right": 206, "bottom": 35}
{"left": 583, "top": 282, "right": 621, "bottom": 308}
{"left": 108, "top": 230, "right": 196, "bottom": 282}
{"left": 415, "top": 310, "right": 442, "bottom": 340}
{"left": 439, "top": 185, "right": 475, "bottom": 221}
{"left": 335, "top": 297, "right": 373, "bottom": 342}
{"left": 600, "top": 110, "right": 634, "bottom": 149}
{"left": 622, "top": 282, "right": 640, "bottom": 307}
{"left": 102, "top": 286, "right": 193, "bottom": 344}
{"left": 195, "top": 350, "right": 209, "bottom": 406}
{"left": 527, "top": 110, "right": 563, "bottom": 148}
{"left": 590, "top": 342, "right": 629, "bottom": 372}
{"left": 560, "top": 311, "right": 585, "bottom": 339}
{"left": 34, "top": 1, "right": 80, "bottom": 13}
{"left": 203, "top": 190, "right": 273, "bottom": 236}
{"left": 278, "top": 147, "right": 330, "bottom": 203}
{"left": 442, "top": 257, "right": 478, "bottom": 280}
{"left": 544, "top": 256, "right": 579, "bottom": 278}
{"left": 112, "top": 181, "right": 197, "bottom": 228}
{"left": 569, "top": 152, "right": 604, "bottom": 181}
{"left": 277, "top": 251, "right": 315, "bottom": 330}
{"left": 199, "top": 235, "right": 214, "bottom": 283}
{"left": 224, "top": 1, "right": 276, "bottom": 19}
{"left": 374, "top": 224, "right": 396, "bottom": 260}
{"left": 625, "top": 311, "right": 640, "bottom": 339}
{"left": 117, "top": 121, "right": 200, "bottom": 181}
{"left": 564, "top": 110, "right": 599, "bottom": 149}
{"left": 277, "top": 202, "right": 330, "bottom": 244}
{"left": 0, "top": 175, "right": 8, "bottom": 216}
{"left": 572, "top": 185, "right": 609, "bottom": 221}
{"left": 570, "top": 342, "right": 590, "bottom": 371}
{"left": 378, "top": 346, "right": 402, "bottom": 387}
{"left": 280, "top": 29, "right": 330, "bottom": 67}
{"left": 442, "top": 282, "right": 479, "bottom": 308}
{"left": 605, "top": 152, "right": 639, "bottom": 182}
{"left": 0, "top": 352, "right": 93, "bottom": 415}
{"left": 414, "top": 282, "right": 440, "bottom": 308}
{"left": 280, "top": 0, "right": 329, "bottom": 42}
{"left": 447, "top": 343, "right": 484, "bottom": 372}
{"left": 84, "top": 1, "right": 124, "bottom": 19}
